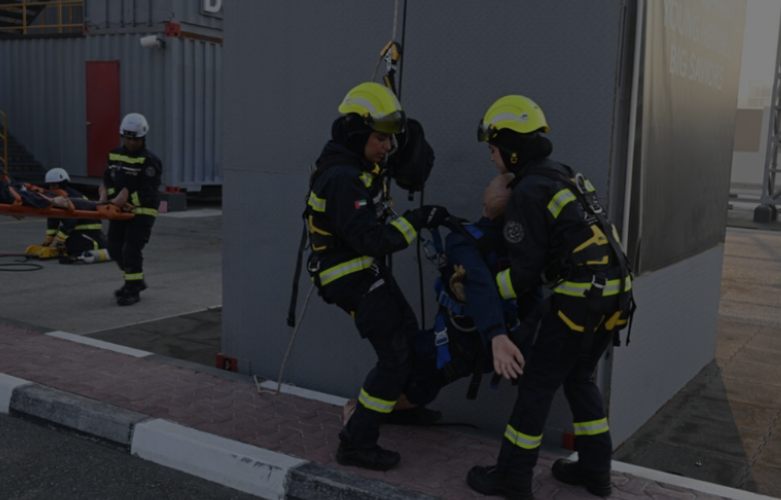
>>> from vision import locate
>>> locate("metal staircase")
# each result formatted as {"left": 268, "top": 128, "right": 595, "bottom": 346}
{"left": 4, "top": 133, "right": 45, "bottom": 182}
{"left": 0, "top": 0, "right": 82, "bottom": 37}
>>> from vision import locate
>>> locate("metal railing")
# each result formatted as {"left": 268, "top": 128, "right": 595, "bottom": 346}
{"left": 0, "top": 109, "right": 7, "bottom": 174}
{"left": 0, "top": 0, "right": 83, "bottom": 35}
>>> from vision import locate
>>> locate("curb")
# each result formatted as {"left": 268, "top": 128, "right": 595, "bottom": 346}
{"left": 0, "top": 372, "right": 435, "bottom": 500}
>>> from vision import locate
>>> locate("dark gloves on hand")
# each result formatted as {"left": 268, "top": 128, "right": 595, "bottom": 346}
{"left": 406, "top": 204, "right": 449, "bottom": 229}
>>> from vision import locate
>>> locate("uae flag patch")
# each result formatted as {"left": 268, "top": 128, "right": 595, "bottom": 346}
{"left": 355, "top": 199, "right": 368, "bottom": 209}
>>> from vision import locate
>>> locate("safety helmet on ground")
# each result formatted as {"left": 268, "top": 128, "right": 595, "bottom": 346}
{"left": 338, "top": 82, "right": 406, "bottom": 134}
{"left": 477, "top": 95, "right": 549, "bottom": 143}
{"left": 45, "top": 167, "right": 70, "bottom": 184}
{"left": 120, "top": 113, "right": 149, "bottom": 138}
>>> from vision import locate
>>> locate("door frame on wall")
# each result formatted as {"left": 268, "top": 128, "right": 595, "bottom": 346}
{"left": 85, "top": 60, "right": 120, "bottom": 178}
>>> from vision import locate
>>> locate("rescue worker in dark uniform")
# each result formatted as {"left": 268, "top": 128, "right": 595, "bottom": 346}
{"left": 306, "top": 82, "right": 447, "bottom": 471}
{"left": 102, "top": 113, "right": 162, "bottom": 306}
{"left": 42, "top": 168, "right": 107, "bottom": 258}
{"left": 466, "top": 95, "right": 634, "bottom": 500}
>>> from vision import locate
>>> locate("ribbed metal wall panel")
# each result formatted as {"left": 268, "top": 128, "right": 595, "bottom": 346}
{"left": 84, "top": 0, "right": 222, "bottom": 31}
{"left": 171, "top": 0, "right": 223, "bottom": 30}
{"left": 85, "top": 0, "right": 173, "bottom": 29}
{"left": 0, "top": 33, "right": 221, "bottom": 188}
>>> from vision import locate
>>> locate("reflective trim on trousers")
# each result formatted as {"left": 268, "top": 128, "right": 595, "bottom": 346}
{"left": 504, "top": 424, "right": 542, "bottom": 450}
{"left": 574, "top": 418, "right": 609, "bottom": 436}
{"left": 358, "top": 387, "right": 395, "bottom": 414}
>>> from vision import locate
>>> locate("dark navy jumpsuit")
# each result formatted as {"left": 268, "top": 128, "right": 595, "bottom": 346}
{"left": 306, "top": 141, "right": 428, "bottom": 448}
{"left": 404, "top": 217, "right": 541, "bottom": 406}
{"left": 494, "top": 158, "right": 632, "bottom": 478}
{"left": 103, "top": 145, "right": 162, "bottom": 291}
{"left": 47, "top": 185, "right": 107, "bottom": 256}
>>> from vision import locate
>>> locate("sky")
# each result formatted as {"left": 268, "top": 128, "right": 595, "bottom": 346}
{"left": 738, "top": 0, "right": 781, "bottom": 97}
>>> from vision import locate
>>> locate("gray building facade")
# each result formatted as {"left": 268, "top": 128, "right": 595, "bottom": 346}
{"left": 221, "top": 0, "right": 744, "bottom": 449}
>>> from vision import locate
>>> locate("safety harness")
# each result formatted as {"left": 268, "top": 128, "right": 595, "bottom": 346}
{"left": 423, "top": 219, "right": 533, "bottom": 399}
{"left": 511, "top": 162, "right": 637, "bottom": 356}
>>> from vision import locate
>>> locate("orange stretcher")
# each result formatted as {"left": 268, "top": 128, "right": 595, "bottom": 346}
{"left": 0, "top": 174, "right": 134, "bottom": 220}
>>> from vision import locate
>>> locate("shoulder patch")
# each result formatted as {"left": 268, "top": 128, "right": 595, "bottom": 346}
{"left": 145, "top": 166, "right": 157, "bottom": 177}
{"left": 503, "top": 220, "right": 525, "bottom": 244}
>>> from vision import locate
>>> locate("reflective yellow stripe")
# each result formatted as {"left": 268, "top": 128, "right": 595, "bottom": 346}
{"left": 558, "top": 310, "right": 584, "bottom": 332}
{"left": 308, "top": 192, "right": 326, "bottom": 212}
{"left": 132, "top": 207, "right": 158, "bottom": 217}
{"left": 107, "top": 187, "right": 116, "bottom": 196}
{"left": 390, "top": 216, "right": 417, "bottom": 245}
{"left": 57, "top": 231, "right": 68, "bottom": 240}
{"left": 547, "top": 188, "right": 576, "bottom": 219}
{"left": 554, "top": 277, "right": 632, "bottom": 297}
{"left": 359, "top": 172, "right": 374, "bottom": 188}
{"left": 109, "top": 153, "right": 146, "bottom": 164}
{"left": 124, "top": 272, "right": 144, "bottom": 281}
{"left": 46, "top": 229, "right": 57, "bottom": 236}
{"left": 605, "top": 311, "right": 627, "bottom": 331}
{"left": 318, "top": 256, "right": 374, "bottom": 286}
{"left": 75, "top": 224, "right": 103, "bottom": 231}
{"left": 131, "top": 191, "right": 141, "bottom": 206}
{"left": 504, "top": 424, "right": 542, "bottom": 449}
{"left": 496, "top": 269, "right": 517, "bottom": 299}
{"left": 583, "top": 179, "right": 596, "bottom": 192}
{"left": 574, "top": 418, "right": 609, "bottom": 436}
{"left": 358, "top": 388, "right": 395, "bottom": 414}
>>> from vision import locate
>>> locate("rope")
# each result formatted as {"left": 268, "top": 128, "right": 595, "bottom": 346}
{"left": 0, "top": 254, "right": 43, "bottom": 272}
{"left": 392, "top": 0, "right": 399, "bottom": 41}
{"left": 257, "top": 283, "right": 315, "bottom": 396}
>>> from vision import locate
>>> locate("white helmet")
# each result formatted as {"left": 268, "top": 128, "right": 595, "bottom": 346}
{"left": 45, "top": 167, "right": 70, "bottom": 184}
{"left": 120, "top": 113, "right": 149, "bottom": 138}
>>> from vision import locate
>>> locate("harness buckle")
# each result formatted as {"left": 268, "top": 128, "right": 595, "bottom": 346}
{"left": 307, "top": 261, "right": 320, "bottom": 273}
{"left": 591, "top": 274, "right": 606, "bottom": 290}
{"left": 434, "top": 327, "right": 449, "bottom": 347}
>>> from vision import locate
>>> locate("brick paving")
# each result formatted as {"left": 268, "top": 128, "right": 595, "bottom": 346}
{"left": 0, "top": 321, "right": 732, "bottom": 500}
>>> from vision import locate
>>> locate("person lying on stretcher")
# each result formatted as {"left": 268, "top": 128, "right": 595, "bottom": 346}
{"left": 0, "top": 174, "right": 129, "bottom": 215}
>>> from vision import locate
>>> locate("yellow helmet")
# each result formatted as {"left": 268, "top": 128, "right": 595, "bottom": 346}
{"left": 477, "top": 95, "right": 549, "bottom": 142}
{"left": 338, "top": 82, "right": 406, "bottom": 134}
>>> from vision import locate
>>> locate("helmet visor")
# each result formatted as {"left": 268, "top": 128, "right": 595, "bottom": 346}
{"left": 369, "top": 110, "right": 406, "bottom": 134}
{"left": 477, "top": 119, "right": 493, "bottom": 142}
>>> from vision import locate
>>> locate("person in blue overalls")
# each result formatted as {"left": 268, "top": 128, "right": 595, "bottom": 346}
{"left": 467, "top": 95, "right": 635, "bottom": 500}
{"left": 305, "top": 82, "right": 448, "bottom": 471}
{"left": 394, "top": 172, "right": 541, "bottom": 411}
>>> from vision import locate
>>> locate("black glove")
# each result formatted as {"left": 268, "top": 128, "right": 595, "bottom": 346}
{"left": 405, "top": 204, "right": 449, "bottom": 229}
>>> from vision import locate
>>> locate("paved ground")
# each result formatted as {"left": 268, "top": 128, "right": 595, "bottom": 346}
{"left": 1, "top": 203, "right": 779, "bottom": 499}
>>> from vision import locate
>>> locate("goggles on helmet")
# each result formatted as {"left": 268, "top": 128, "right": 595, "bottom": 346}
{"left": 477, "top": 119, "right": 496, "bottom": 143}
{"left": 365, "top": 110, "right": 406, "bottom": 134}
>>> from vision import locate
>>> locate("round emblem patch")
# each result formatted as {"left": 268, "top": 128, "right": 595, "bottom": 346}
{"left": 504, "top": 220, "right": 525, "bottom": 244}
{"left": 145, "top": 166, "right": 157, "bottom": 177}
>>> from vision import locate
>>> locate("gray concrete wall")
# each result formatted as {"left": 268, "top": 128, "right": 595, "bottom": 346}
{"left": 609, "top": 245, "right": 725, "bottom": 446}
{"left": 221, "top": 1, "right": 630, "bottom": 438}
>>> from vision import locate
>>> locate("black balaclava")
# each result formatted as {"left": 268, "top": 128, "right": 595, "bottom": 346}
{"left": 331, "top": 114, "right": 373, "bottom": 157}
{"left": 489, "top": 128, "right": 553, "bottom": 175}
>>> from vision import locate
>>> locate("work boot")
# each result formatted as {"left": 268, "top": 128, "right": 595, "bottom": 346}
{"left": 551, "top": 458, "right": 612, "bottom": 497}
{"left": 467, "top": 465, "right": 533, "bottom": 500}
{"left": 336, "top": 435, "right": 400, "bottom": 471}
{"left": 117, "top": 291, "right": 141, "bottom": 306}
{"left": 385, "top": 406, "right": 442, "bottom": 426}
{"left": 115, "top": 280, "right": 147, "bottom": 298}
